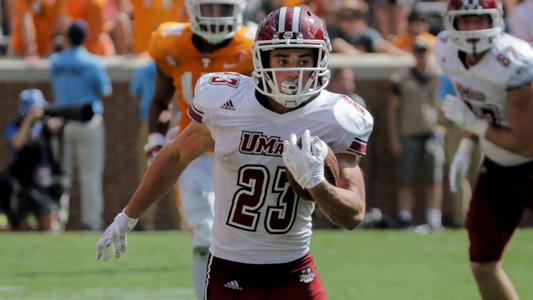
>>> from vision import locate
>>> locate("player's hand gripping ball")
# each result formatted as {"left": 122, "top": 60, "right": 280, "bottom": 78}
{"left": 282, "top": 130, "right": 340, "bottom": 201}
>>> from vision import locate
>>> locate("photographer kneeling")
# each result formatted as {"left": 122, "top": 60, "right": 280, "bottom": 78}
{"left": 0, "top": 89, "right": 65, "bottom": 231}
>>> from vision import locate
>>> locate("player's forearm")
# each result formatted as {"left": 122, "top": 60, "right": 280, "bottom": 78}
{"left": 124, "top": 144, "right": 183, "bottom": 218}
{"left": 149, "top": 67, "right": 176, "bottom": 134}
{"left": 309, "top": 182, "right": 365, "bottom": 230}
{"left": 147, "top": 96, "right": 171, "bottom": 134}
{"left": 485, "top": 126, "right": 533, "bottom": 157}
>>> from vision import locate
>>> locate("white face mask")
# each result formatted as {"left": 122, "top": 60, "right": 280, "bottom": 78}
{"left": 186, "top": 0, "right": 245, "bottom": 44}
{"left": 252, "top": 45, "right": 331, "bottom": 108}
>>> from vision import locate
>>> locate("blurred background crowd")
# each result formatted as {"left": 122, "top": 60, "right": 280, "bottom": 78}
{"left": 0, "top": 0, "right": 532, "bottom": 232}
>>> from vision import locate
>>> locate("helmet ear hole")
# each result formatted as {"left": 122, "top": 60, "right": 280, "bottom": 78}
{"left": 312, "top": 49, "right": 321, "bottom": 68}
{"left": 260, "top": 50, "right": 271, "bottom": 69}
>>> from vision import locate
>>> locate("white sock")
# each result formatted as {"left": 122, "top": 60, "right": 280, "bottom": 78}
{"left": 398, "top": 210, "right": 412, "bottom": 222}
{"left": 192, "top": 247, "right": 209, "bottom": 300}
{"left": 426, "top": 209, "right": 442, "bottom": 229}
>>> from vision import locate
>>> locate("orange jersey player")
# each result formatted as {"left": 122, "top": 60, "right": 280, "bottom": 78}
{"left": 144, "top": 1, "right": 253, "bottom": 299}
{"left": 148, "top": 22, "right": 254, "bottom": 132}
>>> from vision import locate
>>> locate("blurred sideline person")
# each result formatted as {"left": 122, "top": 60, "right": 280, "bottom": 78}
{"left": 97, "top": 6, "right": 373, "bottom": 300}
{"left": 66, "top": 0, "right": 115, "bottom": 56}
{"left": 327, "top": 67, "right": 366, "bottom": 108}
{"left": 9, "top": 0, "right": 69, "bottom": 65}
{"left": 103, "top": 0, "right": 131, "bottom": 55}
{"left": 0, "top": 90, "right": 64, "bottom": 231}
{"left": 387, "top": 39, "right": 444, "bottom": 230}
{"left": 130, "top": 0, "right": 188, "bottom": 54}
{"left": 509, "top": 0, "right": 533, "bottom": 43}
{"left": 50, "top": 20, "right": 112, "bottom": 230}
{"left": 438, "top": 0, "right": 533, "bottom": 298}
{"left": 329, "top": 0, "right": 407, "bottom": 55}
{"left": 141, "top": 0, "right": 254, "bottom": 298}
{"left": 392, "top": 10, "right": 436, "bottom": 52}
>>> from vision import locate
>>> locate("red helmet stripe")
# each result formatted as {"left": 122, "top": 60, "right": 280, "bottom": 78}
{"left": 278, "top": 7, "right": 287, "bottom": 32}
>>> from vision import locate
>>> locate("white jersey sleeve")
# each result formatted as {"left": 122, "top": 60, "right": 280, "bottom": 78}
{"left": 494, "top": 35, "right": 533, "bottom": 90}
{"left": 329, "top": 93, "right": 374, "bottom": 156}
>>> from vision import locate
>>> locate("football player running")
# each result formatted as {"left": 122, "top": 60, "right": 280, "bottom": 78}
{"left": 437, "top": 0, "right": 533, "bottom": 299}
{"left": 140, "top": 0, "right": 253, "bottom": 298}
{"left": 97, "top": 6, "right": 373, "bottom": 300}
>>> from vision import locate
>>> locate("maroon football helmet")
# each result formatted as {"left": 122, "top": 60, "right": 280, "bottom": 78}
{"left": 445, "top": 0, "right": 504, "bottom": 54}
{"left": 252, "top": 6, "right": 332, "bottom": 108}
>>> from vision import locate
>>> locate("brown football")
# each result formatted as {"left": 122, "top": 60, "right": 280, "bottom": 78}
{"left": 286, "top": 142, "right": 340, "bottom": 201}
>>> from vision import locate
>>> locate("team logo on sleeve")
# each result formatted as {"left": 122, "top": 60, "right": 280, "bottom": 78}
{"left": 347, "top": 137, "right": 367, "bottom": 156}
{"left": 342, "top": 95, "right": 366, "bottom": 116}
{"left": 208, "top": 73, "right": 241, "bottom": 88}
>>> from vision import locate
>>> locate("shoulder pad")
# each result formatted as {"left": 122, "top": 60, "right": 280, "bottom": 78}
{"left": 331, "top": 94, "right": 374, "bottom": 156}
{"left": 491, "top": 34, "right": 533, "bottom": 89}
{"left": 148, "top": 22, "right": 189, "bottom": 61}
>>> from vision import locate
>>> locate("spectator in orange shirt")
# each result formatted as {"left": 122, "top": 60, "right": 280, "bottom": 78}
{"left": 66, "top": 0, "right": 115, "bottom": 56}
{"left": 392, "top": 10, "right": 436, "bottom": 52}
{"left": 130, "top": 0, "right": 187, "bottom": 54}
{"left": 10, "top": 0, "right": 69, "bottom": 64}
{"left": 103, "top": 0, "right": 131, "bottom": 54}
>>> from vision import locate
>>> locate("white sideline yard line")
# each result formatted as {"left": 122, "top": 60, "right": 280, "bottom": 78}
{"left": 0, "top": 286, "right": 25, "bottom": 292}
{"left": 0, "top": 287, "right": 195, "bottom": 300}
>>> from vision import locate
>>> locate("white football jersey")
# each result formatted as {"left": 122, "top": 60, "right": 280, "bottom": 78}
{"left": 188, "top": 73, "right": 373, "bottom": 264}
{"left": 435, "top": 31, "right": 533, "bottom": 166}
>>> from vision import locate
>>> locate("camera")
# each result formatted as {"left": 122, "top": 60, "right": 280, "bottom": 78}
{"left": 43, "top": 103, "right": 94, "bottom": 122}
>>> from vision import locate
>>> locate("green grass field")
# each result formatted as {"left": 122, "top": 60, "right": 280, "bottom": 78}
{"left": 1, "top": 229, "right": 532, "bottom": 300}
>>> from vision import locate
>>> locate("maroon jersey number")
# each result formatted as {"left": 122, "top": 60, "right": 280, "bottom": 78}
{"left": 208, "top": 73, "right": 240, "bottom": 88}
{"left": 227, "top": 165, "right": 299, "bottom": 233}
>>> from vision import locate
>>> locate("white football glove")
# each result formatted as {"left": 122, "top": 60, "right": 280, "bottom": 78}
{"left": 441, "top": 95, "right": 488, "bottom": 137}
{"left": 96, "top": 211, "right": 138, "bottom": 261}
{"left": 144, "top": 132, "right": 166, "bottom": 165}
{"left": 282, "top": 129, "right": 328, "bottom": 189}
{"left": 449, "top": 138, "right": 475, "bottom": 193}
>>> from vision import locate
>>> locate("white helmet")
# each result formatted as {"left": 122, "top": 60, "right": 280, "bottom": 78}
{"left": 252, "top": 6, "right": 331, "bottom": 108}
{"left": 185, "top": 0, "right": 245, "bottom": 44}
{"left": 445, "top": 0, "right": 504, "bottom": 54}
